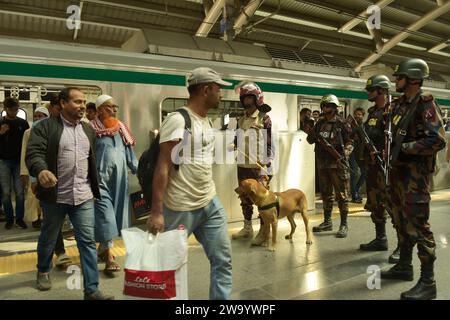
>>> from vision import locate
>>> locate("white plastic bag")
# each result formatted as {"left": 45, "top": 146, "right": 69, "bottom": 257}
{"left": 122, "top": 226, "right": 188, "bottom": 300}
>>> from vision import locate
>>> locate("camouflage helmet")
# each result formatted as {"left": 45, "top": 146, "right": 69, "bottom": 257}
{"left": 365, "top": 74, "right": 391, "bottom": 91}
{"left": 393, "top": 58, "right": 429, "bottom": 80}
{"left": 239, "top": 82, "right": 264, "bottom": 107}
{"left": 320, "top": 94, "right": 340, "bottom": 109}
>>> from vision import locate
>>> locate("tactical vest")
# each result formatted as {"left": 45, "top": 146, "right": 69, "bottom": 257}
{"left": 236, "top": 111, "right": 269, "bottom": 168}
{"left": 314, "top": 116, "right": 349, "bottom": 168}
{"left": 363, "top": 106, "right": 385, "bottom": 159}
{"left": 390, "top": 93, "right": 440, "bottom": 174}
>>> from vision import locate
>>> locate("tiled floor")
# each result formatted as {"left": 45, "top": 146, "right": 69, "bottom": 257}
{"left": 0, "top": 191, "right": 449, "bottom": 300}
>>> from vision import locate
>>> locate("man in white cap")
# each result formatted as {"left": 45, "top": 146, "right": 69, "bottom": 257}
{"left": 147, "top": 67, "right": 233, "bottom": 300}
{"left": 90, "top": 94, "right": 138, "bottom": 277}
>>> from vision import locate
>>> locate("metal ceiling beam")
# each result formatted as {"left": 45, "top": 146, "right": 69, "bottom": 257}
{"left": 0, "top": 8, "right": 139, "bottom": 31}
{"left": 82, "top": 0, "right": 201, "bottom": 21}
{"left": 355, "top": 1, "right": 450, "bottom": 72}
{"left": 233, "top": 0, "right": 263, "bottom": 36}
{"left": 428, "top": 39, "right": 450, "bottom": 52}
{"left": 338, "top": 0, "right": 394, "bottom": 33}
{"left": 195, "top": 0, "right": 226, "bottom": 37}
{"left": 202, "top": 0, "right": 214, "bottom": 15}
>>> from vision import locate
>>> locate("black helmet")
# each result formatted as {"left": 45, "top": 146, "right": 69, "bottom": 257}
{"left": 365, "top": 75, "right": 391, "bottom": 91}
{"left": 393, "top": 58, "right": 429, "bottom": 80}
{"left": 320, "top": 94, "right": 340, "bottom": 109}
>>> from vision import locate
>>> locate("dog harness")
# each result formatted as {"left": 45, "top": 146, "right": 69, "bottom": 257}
{"left": 257, "top": 195, "right": 280, "bottom": 217}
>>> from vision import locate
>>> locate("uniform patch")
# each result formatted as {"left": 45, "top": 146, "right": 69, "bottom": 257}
{"left": 368, "top": 118, "right": 377, "bottom": 126}
{"left": 393, "top": 115, "right": 402, "bottom": 125}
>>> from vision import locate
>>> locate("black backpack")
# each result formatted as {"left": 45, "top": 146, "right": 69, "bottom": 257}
{"left": 137, "top": 108, "right": 191, "bottom": 206}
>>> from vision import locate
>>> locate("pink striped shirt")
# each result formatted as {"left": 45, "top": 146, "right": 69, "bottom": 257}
{"left": 56, "top": 115, "right": 93, "bottom": 205}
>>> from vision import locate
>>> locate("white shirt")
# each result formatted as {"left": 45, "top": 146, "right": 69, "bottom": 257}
{"left": 159, "top": 107, "right": 216, "bottom": 211}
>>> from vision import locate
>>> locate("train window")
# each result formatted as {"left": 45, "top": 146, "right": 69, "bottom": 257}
{"left": 1, "top": 108, "right": 27, "bottom": 121}
{"left": 162, "top": 98, "right": 243, "bottom": 129}
{"left": 298, "top": 98, "right": 320, "bottom": 131}
{"left": 442, "top": 108, "right": 450, "bottom": 131}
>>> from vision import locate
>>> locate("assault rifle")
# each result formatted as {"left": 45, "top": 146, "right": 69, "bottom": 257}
{"left": 384, "top": 94, "right": 392, "bottom": 187}
{"left": 314, "top": 132, "right": 353, "bottom": 173}
{"left": 347, "top": 114, "right": 384, "bottom": 171}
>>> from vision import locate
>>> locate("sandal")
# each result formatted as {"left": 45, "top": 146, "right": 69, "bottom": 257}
{"left": 104, "top": 259, "right": 121, "bottom": 278}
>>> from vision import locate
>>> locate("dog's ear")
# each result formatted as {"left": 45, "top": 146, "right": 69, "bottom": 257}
{"left": 250, "top": 184, "right": 256, "bottom": 195}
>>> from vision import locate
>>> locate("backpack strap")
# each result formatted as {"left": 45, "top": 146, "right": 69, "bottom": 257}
{"left": 173, "top": 108, "right": 192, "bottom": 171}
{"left": 176, "top": 108, "right": 191, "bottom": 133}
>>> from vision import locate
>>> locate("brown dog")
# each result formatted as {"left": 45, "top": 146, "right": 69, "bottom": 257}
{"left": 235, "top": 178, "right": 313, "bottom": 251}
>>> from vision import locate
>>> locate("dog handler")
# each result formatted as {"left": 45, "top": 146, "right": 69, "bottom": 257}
{"left": 230, "top": 82, "right": 274, "bottom": 246}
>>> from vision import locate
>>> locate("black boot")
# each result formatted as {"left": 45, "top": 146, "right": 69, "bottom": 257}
{"left": 389, "top": 233, "right": 401, "bottom": 263}
{"left": 313, "top": 211, "right": 332, "bottom": 232}
{"left": 360, "top": 223, "right": 388, "bottom": 251}
{"left": 401, "top": 260, "right": 436, "bottom": 300}
{"left": 336, "top": 212, "right": 348, "bottom": 238}
{"left": 389, "top": 246, "right": 400, "bottom": 264}
{"left": 381, "top": 246, "right": 414, "bottom": 281}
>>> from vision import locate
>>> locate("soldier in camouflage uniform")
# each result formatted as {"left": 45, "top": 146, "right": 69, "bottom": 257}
{"left": 306, "top": 94, "right": 353, "bottom": 238}
{"left": 231, "top": 82, "right": 274, "bottom": 246}
{"left": 359, "top": 75, "right": 400, "bottom": 264}
{"left": 380, "top": 58, "right": 446, "bottom": 300}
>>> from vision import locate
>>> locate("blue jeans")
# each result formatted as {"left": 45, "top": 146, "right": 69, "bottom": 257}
{"left": 163, "top": 195, "right": 232, "bottom": 300}
{"left": 38, "top": 199, "right": 99, "bottom": 294}
{"left": 349, "top": 154, "right": 366, "bottom": 199}
{"left": 0, "top": 159, "right": 24, "bottom": 222}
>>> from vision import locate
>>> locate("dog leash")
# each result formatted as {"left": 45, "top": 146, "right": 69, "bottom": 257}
{"left": 234, "top": 147, "right": 272, "bottom": 177}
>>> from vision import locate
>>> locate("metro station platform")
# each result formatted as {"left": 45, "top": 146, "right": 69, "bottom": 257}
{"left": 0, "top": 190, "right": 449, "bottom": 300}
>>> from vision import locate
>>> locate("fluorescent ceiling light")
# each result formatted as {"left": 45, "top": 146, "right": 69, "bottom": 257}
{"left": 256, "top": 10, "right": 337, "bottom": 31}
{"left": 431, "top": 50, "right": 450, "bottom": 57}
{"left": 428, "top": 41, "right": 449, "bottom": 53}
{"left": 344, "top": 30, "right": 373, "bottom": 40}
{"left": 394, "top": 41, "right": 427, "bottom": 51}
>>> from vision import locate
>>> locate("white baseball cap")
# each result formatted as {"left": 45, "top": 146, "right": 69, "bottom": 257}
{"left": 95, "top": 94, "right": 113, "bottom": 108}
{"left": 34, "top": 106, "right": 49, "bottom": 117}
{"left": 186, "top": 67, "right": 232, "bottom": 87}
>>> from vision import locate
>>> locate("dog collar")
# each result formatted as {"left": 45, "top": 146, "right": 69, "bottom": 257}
{"left": 258, "top": 195, "right": 280, "bottom": 217}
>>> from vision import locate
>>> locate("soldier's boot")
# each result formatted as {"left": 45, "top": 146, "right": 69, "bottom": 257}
{"left": 381, "top": 246, "right": 414, "bottom": 281}
{"left": 232, "top": 220, "right": 253, "bottom": 239}
{"left": 359, "top": 223, "right": 388, "bottom": 251}
{"left": 312, "top": 211, "right": 332, "bottom": 233}
{"left": 401, "top": 260, "right": 436, "bottom": 300}
{"left": 388, "top": 234, "right": 401, "bottom": 263}
{"left": 336, "top": 212, "right": 348, "bottom": 238}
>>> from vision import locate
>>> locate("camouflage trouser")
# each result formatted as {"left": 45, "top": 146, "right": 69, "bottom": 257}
{"left": 318, "top": 168, "right": 350, "bottom": 217}
{"left": 237, "top": 167, "right": 269, "bottom": 221}
{"left": 364, "top": 163, "right": 388, "bottom": 224}
{"left": 388, "top": 165, "right": 436, "bottom": 265}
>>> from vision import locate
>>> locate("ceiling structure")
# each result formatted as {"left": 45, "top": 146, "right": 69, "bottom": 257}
{"left": 0, "top": 0, "right": 449, "bottom": 79}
